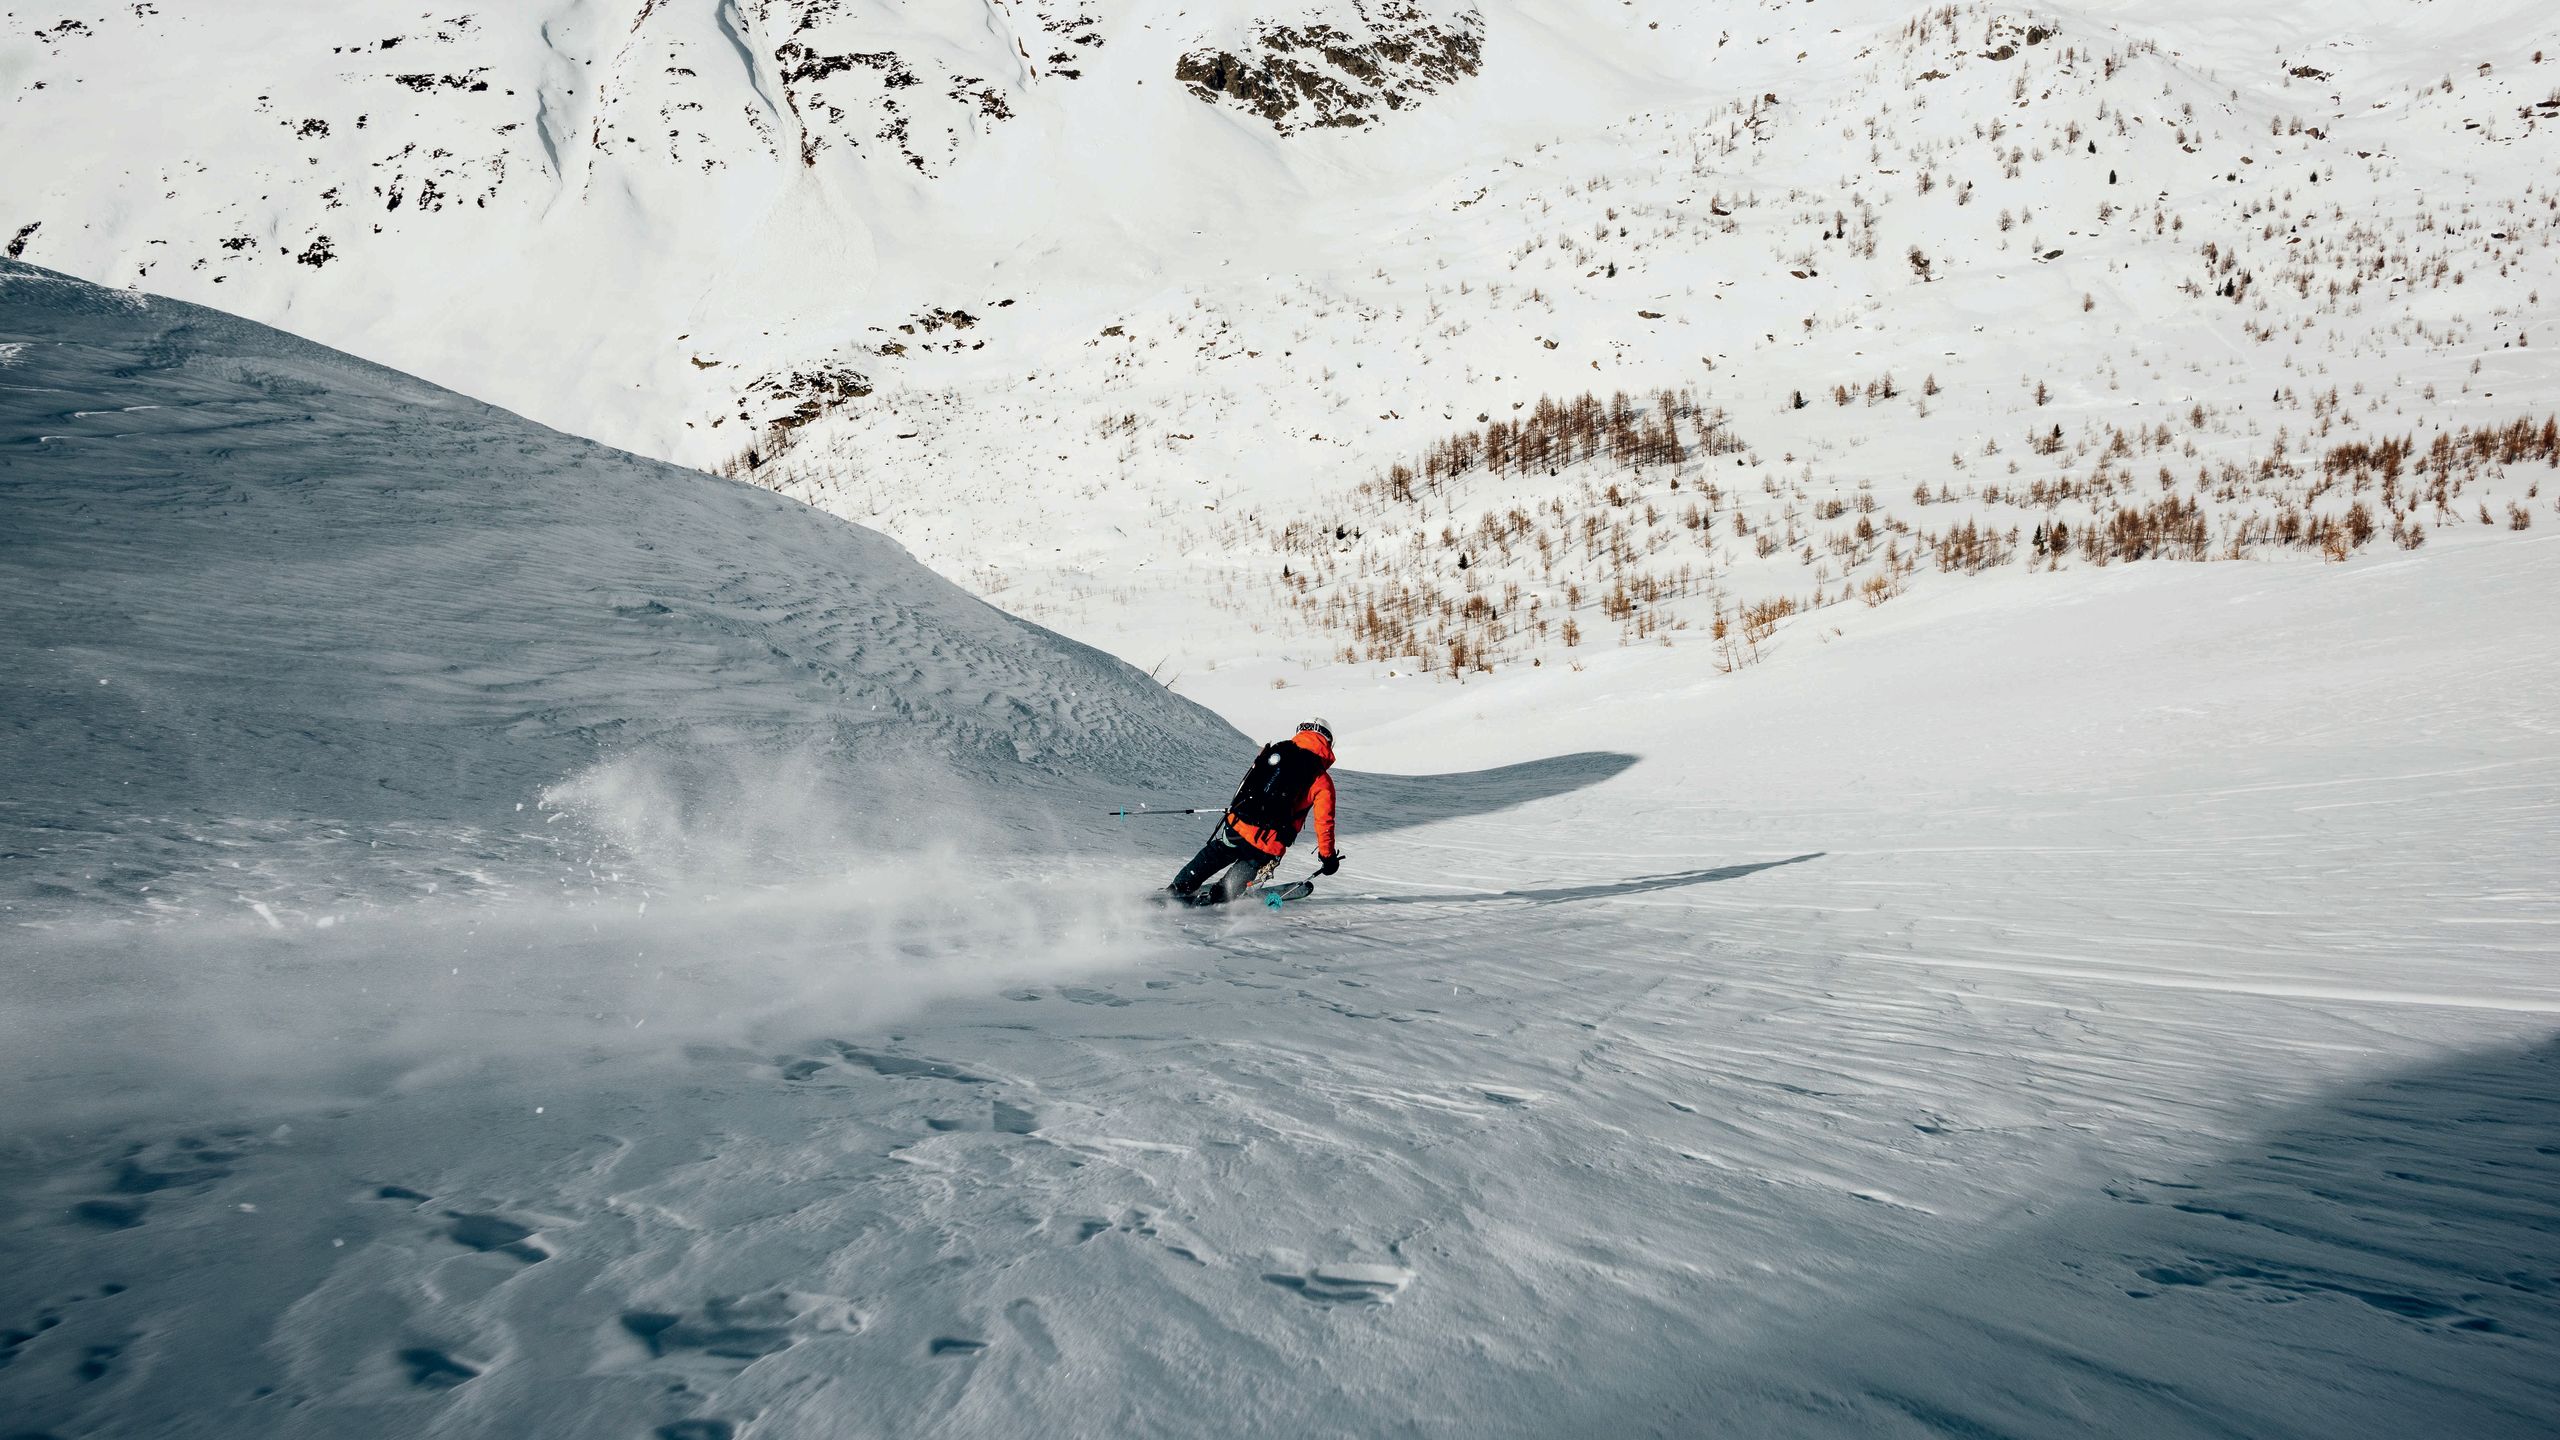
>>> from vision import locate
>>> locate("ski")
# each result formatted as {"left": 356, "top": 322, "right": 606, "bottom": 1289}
{"left": 1151, "top": 879, "right": 1316, "bottom": 909}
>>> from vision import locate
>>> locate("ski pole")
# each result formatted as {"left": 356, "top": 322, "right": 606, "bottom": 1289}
{"left": 1107, "top": 805, "right": 1218, "bottom": 819}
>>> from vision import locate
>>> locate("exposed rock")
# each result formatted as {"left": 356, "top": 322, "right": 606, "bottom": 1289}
{"left": 744, "top": 363, "right": 873, "bottom": 432}
{"left": 1175, "top": 3, "right": 1484, "bottom": 135}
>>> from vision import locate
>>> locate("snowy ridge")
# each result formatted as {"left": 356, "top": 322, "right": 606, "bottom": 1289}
{"left": 0, "top": 258, "right": 1241, "bottom": 922}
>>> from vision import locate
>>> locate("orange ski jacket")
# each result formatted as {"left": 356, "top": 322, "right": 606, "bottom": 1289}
{"left": 1227, "top": 729, "right": 1338, "bottom": 859}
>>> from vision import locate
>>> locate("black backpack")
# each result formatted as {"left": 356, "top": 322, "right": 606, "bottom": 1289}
{"left": 1227, "top": 741, "right": 1330, "bottom": 843}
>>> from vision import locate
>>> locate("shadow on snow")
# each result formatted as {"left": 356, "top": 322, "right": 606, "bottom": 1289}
{"left": 1342, "top": 750, "right": 1641, "bottom": 833}
{"left": 1351, "top": 852, "right": 1824, "bottom": 906}
{"left": 1624, "top": 1036, "right": 2560, "bottom": 1438}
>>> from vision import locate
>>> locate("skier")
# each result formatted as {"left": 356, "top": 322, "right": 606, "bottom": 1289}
{"left": 1164, "top": 719, "right": 1344, "bottom": 905}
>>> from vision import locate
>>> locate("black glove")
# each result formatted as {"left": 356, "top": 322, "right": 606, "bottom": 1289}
{"left": 1317, "top": 854, "right": 1342, "bottom": 877}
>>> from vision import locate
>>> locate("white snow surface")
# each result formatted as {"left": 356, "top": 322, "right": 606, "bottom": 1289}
{"left": 10, "top": 0, "right": 2560, "bottom": 1432}
{"left": 3, "top": 263, "right": 2558, "bottom": 1437}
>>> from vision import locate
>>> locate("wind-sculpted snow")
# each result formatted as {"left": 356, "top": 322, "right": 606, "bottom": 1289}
{"left": 0, "top": 260, "right": 1241, "bottom": 921}
{"left": 1673, "top": 1037, "right": 2560, "bottom": 1435}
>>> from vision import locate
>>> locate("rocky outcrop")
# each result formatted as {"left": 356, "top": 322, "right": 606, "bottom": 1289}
{"left": 1175, "top": 3, "right": 1483, "bottom": 135}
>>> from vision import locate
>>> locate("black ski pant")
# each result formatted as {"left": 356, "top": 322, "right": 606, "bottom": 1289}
{"left": 1167, "top": 821, "right": 1280, "bottom": 904}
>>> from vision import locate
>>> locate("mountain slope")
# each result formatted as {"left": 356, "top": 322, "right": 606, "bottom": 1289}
{"left": 17, "top": 2, "right": 2557, "bottom": 739}
{"left": 736, "top": 0, "right": 2560, "bottom": 718}
{"left": 0, "top": 0, "right": 1665, "bottom": 460}
{"left": 0, "top": 257, "right": 1242, "bottom": 919}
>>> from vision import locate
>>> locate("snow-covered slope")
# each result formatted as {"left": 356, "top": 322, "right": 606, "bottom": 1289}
{"left": 14, "top": 2, "right": 2558, "bottom": 726}
{"left": 0, "top": 0, "right": 1659, "bottom": 460}
{"left": 7, "top": 6, "right": 2560, "bottom": 1434}
{"left": 0, "top": 256, "right": 1253, "bottom": 925}
{"left": 2, "top": 280, "right": 2553, "bottom": 1430}
{"left": 738, "top": 0, "right": 2560, "bottom": 715}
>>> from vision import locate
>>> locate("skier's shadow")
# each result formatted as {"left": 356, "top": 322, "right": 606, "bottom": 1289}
{"left": 1349, "top": 852, "right": 1822, "bottom": 907}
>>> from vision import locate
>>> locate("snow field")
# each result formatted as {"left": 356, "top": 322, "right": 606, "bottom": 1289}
{"left": 5, "top": 1, "right": 2560, "bottom": 1432}
{"left": 4, "top": 285, "right": 2554, "bottom": 1432}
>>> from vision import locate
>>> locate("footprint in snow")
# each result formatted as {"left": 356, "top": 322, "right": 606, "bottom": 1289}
{"left": 827, "top": 1044, "right": 990, "bottom": 1084}
{"left": 1005, "top": 1299, "right": 1061, "bottom": 1365}
{"left": 64, "top": 1129, "right": 269, "bottom": 1231}
{"left": 926, "top": 1099, "right": 1041, "bottom": 1135}
{"left": 110, "top": 1136, "right": 242, "bottom": 1194}
{"left": 1264, "top": 1263, "right": 1416, "bottom": 1306}
{"left": 1114, "top": 1207, "right": 1212, "bottom": 1264}
{"left": 1055, "top": 986, "right": 1132, "bottom": 1007}
{"left": 398, "top": 1346, "right": 480, "bottom": 1390}
{"left": 444, "top": 1212, "right": 549, "bottom": 1263}
{"left": 1, "top": 1284, "right": 133, "bottom": 1378}
{"left": 622, "top": 1292, "right": 857, "bottom": 1371}
{"left": 69, "top": 1199, "right": 148, "bottom": 1230}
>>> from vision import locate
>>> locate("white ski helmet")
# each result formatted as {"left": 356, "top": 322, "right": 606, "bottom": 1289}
{"left": 1297, "top": 717, "right": 1334, "bottom": 744}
